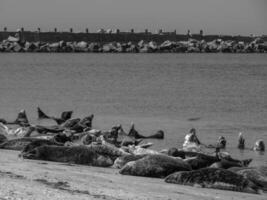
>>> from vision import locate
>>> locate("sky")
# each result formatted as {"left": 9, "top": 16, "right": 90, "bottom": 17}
{"left": 0, "top": 0, "right": 266, "bottom": 35}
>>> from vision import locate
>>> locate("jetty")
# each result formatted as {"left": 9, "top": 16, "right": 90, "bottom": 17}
{"left": 0, "top": 28, "right": 266, "bottom": 53}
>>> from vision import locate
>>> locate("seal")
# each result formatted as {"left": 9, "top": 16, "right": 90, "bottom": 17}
{"left": 22, "top": 144, "right": 128, "bottom": 167}
{"left": 127, "top": 145, "right": 161, "bottom": 155}
{"left": 128, "top": 123, "right": 164, "bottom": 139}
{"left": 113, "top": 154, "right": 147, "bottom": 169}
{"left": 69, "top": 115, "right": 94, "bottom": 132}
{"left": 253, "top": 140, "right": 265, "bottom": 151}
{"left": 13, "top": 109, "right": 30, "bottom": 127}
{"left": 165, "top": 168, "right": 260, "bottom": 194}
{"left": 210, "top": 158, "right": 253, "bottom": 169}
{"left": 167, "top": 147, "right": 185, "bottom": 159}
{"left": 33, "top": 115, "right": 94, "bottom": 134}
{"left": 20, "top": 139, "right": 64, "bottom": 156}
{"left": 101, "top": 125, "right": 142, "bottom": 147}
{"left": 229, "top": 166, "right": 267, "bottom": 191}
{"left": 238, "top": 132, "right": 245, "bottom": 149}
{"left": 0, "top": 137, "right": 62, "bottom": 151}
{"left": 184, "top": 154, "right": 220, "bottom": 170}
{"left": 37, "top": 107, "right": 73, "bottom": 125}
{"left": 0, "top": 110, "right": 30, "bottom": 126}
{"left": 0, "top": 123, "right": 34, "bottom": 137}
{"left": 119, "top": 154, "right": 192, "bottom": 178}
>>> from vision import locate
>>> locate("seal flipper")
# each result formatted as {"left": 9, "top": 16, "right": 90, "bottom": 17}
{"left": 128, "top": 123, "right": 146, "bottom": 139}
{"left": 37, "top": 107, "right": 50, "bottom": 120}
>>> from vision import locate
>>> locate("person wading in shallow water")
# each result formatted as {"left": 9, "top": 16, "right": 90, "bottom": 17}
{"left": 182, "top": 128, "right": 202, "bottom": 151}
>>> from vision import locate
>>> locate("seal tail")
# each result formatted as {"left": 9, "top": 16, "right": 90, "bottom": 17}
{"left": 37, "top": 107, "right": 51, "bottom": 120}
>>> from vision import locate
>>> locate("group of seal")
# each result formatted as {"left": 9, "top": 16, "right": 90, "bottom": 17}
{"left": 0, "top": 108, "right": 266, "bottom": 195}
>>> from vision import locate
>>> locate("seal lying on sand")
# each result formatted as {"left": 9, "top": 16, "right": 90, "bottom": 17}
{"left": 127, "top": 145, "right": 161, "bottom": 155}
{"left": 209, "top": 158, "right": 253, "bottom": 169}
{"left": 113, "top": 154, "right": 147, "bottom": 169}
{"left": 0, "top": 123, "right": 34, "bottom": 137}
{"left": 119, "top": 154, "right": 192, "bottom": 178}
{"left": 20, "top": 139, "right": 64, "bottom": 155}
{"left": 37, "top": 107, "right": 73, "bottom": 125}
{"left": 128, "top": 123, "right": 164, "bottom": 139}
{"left": 0, "top": 137, "right": 62, "bottom": 151}
{"left": 69, "top": 115, "right": 94, "bottom": 132}
{"left": 184, "top": 154, "right": 220, "bottom": 170}
{"left": 229, "top": 166, "right": 267, "bottom": 191}
{"left": 165, "top": 168, "right": 260, "bottom": 194}
{"left": 167, "top": 148, "right": 186, "bottom": 158}
{"left": 22, "top": 144, "right": 128, "bottom": 167}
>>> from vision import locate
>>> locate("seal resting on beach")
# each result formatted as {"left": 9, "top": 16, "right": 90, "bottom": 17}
{"left": 22, "top": 144, "right": 128, "bottom": 167}
{"left": 101, "top": 125, "right": 142, "bottom": 147}
{"left": 0, "top": 123, "right": 35, "bottom": 137}
{"left": 0, "top": 137, "right": 62, "bottom": 151}
{"left": 167, "top": 148, "right": 185, "bottom": 159}
{"left": 184, "top": 154, "right": 220, "bottom": 170}
{"left": 229, "top": 166, "right": 267, "bottom": 191}
{"left": 165, "top": 168, "right": 260, "bottom": 194}
{"left": 119, "top": 154, "right": 192, "bottom": 178}
{"left": 210, "top": 158, "right": 253, "bottom": 169}
{"left": 33, "top": 115, "right": 94, "bottom": 134}
{"left": 113, "top": 154, "right": 147, "bottom": 169}
{"left": 253, "top": 140, "right": 265, "bottom": 152}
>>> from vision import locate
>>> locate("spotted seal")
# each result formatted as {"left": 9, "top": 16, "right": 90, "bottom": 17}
{"left": 229, "top": 166, "right": 267, "bottom": 191}
{"left": 0, "top": 137, "right": 63, "bottom": 151}
{"left": 22, "top": 144, "right": 128, "bottom": 167}
{"left": 165, "top": 168, "right": 260, "bottom": 194}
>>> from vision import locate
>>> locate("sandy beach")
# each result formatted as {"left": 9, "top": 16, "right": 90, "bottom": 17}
{"left": 0, "top": 150, "right": 265, "bottom": 200}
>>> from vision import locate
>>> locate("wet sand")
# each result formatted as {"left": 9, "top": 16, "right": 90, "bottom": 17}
{"left": 0, "top": 150, "right": 266, "bottom": 200}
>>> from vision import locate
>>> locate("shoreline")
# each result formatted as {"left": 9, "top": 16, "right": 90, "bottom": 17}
{"left": 0, "top": 150, "right": 266, "bottom": 200}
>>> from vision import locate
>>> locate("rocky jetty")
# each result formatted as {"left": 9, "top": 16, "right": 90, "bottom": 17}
{"left": 0, "top": 36, "right": 266, "bottom": 53}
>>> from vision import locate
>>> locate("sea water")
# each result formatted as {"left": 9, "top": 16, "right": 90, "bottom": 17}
{"left": 0, "top": 53, "right": 266, "bottom": 165}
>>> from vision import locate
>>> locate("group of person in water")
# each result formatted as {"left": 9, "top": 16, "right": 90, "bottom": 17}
{"left": 183, "top": 128, "right": 265, "bottom": 152}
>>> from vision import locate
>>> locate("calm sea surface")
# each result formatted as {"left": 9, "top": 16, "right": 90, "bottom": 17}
{"left": 0, "top": 53, "right": 266, "bottom": 165}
